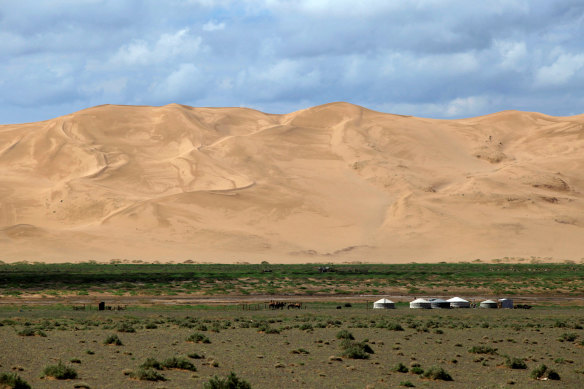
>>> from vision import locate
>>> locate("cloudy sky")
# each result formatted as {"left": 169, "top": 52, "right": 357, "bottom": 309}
{"left": 1, "top": 0, "right": 583, "bottom": 124}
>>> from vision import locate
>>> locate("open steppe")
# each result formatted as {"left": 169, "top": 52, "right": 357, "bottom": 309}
{"left": 1, "top": 306, "right": 583, "bottom": 388}
{"left": 1, "top": 103, "right": 584, "bottom": 262}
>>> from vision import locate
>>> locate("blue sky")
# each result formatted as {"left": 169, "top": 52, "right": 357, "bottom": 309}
{"left": 1, "top": 0, "right": 583, "bottom": 123}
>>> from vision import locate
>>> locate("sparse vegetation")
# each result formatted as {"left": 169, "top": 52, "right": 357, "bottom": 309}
{"left": 42, "top": 361, "right": 78, "bottom": 380}
{"left": 0, "top": 372, "right": 31, "bottom": 389}
{"left": 104, "top": 334, "right": 122, "bottom": 345}
{"left": 204, "top": 372, "right": 252, "bottom": 389}
{"left": 422, "top": 366, "right": 453, "bottom": 381}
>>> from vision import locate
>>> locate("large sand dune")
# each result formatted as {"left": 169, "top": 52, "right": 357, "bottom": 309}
{"left": 1, "top": 102, "right": 583, "bottom": 263}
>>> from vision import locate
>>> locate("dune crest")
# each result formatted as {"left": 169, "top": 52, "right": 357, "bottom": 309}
{"left": 1, "top": 103, "right": 583, "bottom": 263}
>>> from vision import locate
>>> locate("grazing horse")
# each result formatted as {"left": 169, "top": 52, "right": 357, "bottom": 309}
{"left": 287, "top": 303, "right": 302, "bottom": 310}
{"left": 269, "top": 301, "right": 286, "bottom": 310}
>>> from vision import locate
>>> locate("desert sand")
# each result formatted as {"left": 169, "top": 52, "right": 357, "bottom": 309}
{"left": 0, "top": 102, "right": 583, "bottom": 263}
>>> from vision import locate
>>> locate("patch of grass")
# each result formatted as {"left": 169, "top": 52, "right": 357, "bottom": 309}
{"left": 129, "top": 367, "right": 166, "bottom": 381}
{"left": 340, "top": 339, "right": 374, "bottom": 360}
{"left": 117, "top": 322, "right": 136, "bottom": 333}
{"left": 204, "top": 372, "right": 251, "bottom": 389}
{"left": 392, "top": 363, "right": 409, "bottom": 373}
{"left": 468, "top": 345, "right": 497, "bottom": 355}
{"left": 505, "top": 357, "right": 527, "bottom": 369}
{"left": 558, "top": 332, "right": 578, "bottom": 342}
{"left": 336, "top": 330, "right": 354, "bottom": 340}
{"left": 187, "top": 332, "right": 210, "bottom": 343}
{"left": 188, "top": 352, "right": 205, "bottom": 359}
{"left": 422, "top": 366, "right": 452, "bottom": 381}
{"left": 387, "top": 322, "right": 404, "bottom": 331}
{"left": 42, "top": 361, "right": 78, "bottom": 380}
{"left": 530, "top": 364, "right": 560, "bottom": 380}
{"left": 161, "top": 357, "right": 197, "bottom": 371}
{"left": 400, "top": 381, "right": 415, "bottom": 388}
{"left": 104, "top": 334, "right": 122, "bottom": 345}
{"left": 0, "top": 372, "right": 31, "bottom": 389}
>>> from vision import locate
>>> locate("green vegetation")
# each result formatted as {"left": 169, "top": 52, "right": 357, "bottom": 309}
{"left": 530, "top": 364, "right": 560, "bottom": 380}
{"left": 422, "top": 366, "right": 453, "bottom": 381}
{"left": 468, "top": 345, "right": 497, "bottom": 355}
{"left": 505, "top": 357, "right": 527, "bottom": 369}
{"left": 129, "top": 367, "right": 166, "bottom": 381}
{"left": 187, "top": 332, "right": 211, "bottom": 343}
{"left": 0, "top": 372, "right": 31, "bottom": 389}
{"left": 104, "top": 334, "right": 123, "bottom": 345}
{"left": 42, "top": 361, "right": 78, "bottom": 379}
{"left": 392, "top": 362, "right": 409, "bottom": 373}
{"left": 1, "top": 262, "right": 583, "bottom": 297}
{"left": 204, "top": 372, "right": 252, "bottom": 389}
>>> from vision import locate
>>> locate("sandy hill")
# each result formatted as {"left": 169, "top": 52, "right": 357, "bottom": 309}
{"left": 1, "top": 102, "right": 583, "bottom": 263}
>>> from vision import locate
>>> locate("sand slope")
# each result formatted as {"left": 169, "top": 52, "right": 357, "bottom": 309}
{"left": 1, "top": 102, "right": 583, "bottom": 263}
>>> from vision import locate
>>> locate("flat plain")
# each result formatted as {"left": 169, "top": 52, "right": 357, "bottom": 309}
{"left": 0, "top": 263, "right": 583, "bottom": 388}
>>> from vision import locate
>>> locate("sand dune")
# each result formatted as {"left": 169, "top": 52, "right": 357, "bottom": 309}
{"left": 1, "top": 102, "right": 583, "bottom": 263}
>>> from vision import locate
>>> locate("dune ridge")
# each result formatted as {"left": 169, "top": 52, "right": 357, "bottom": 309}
{"left": 1, "top": 102, "right": 583, "bottom": 263}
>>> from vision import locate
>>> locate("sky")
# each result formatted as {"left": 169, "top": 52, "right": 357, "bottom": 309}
{"left": 1, "top": 0, "right": 583, "bottom": 124}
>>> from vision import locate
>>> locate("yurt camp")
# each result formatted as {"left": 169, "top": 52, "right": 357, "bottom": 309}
{"left": 499, "top": 298, "right": 513, "bottom": 309}
{"left": 447, "top": 297, "right": 470, "bottom": 308}
{"left": 428, "top": 298, "right": 450, "bottom": 309}
{"left": 409, "top": 298, "right": 431, "bottom": 309}
{"left": 480, "top": 299, "right": 498, "bottom": 309}
{"left": 373, "top": 298, "right": 395, "bottom": 309}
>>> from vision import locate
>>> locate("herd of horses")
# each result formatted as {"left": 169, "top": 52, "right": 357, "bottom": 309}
{"left": 268, "top": 300, "right": 302, "bottom": 310}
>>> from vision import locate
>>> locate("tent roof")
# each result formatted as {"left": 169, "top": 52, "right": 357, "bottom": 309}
{"left": 498, "top": 298, "right": 512, "bottom": 301}
{"left": 428, "top": 298, "right": 447, "bottom": 303}
{"left": 411, "top": 298, "right": 430, "bottom": 303}
{"left": 374, "top": 298, "right": 394, "bottom": 304}
{"left": 481, "top": 299, "right": 496, "bottom": 304}
{"left": 447, "top": 297, "right": 469, "bottom": 303}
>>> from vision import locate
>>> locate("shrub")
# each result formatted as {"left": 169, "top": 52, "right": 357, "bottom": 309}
{"left": 422, "top": 366, "right": 452, "bottom": 381}
{"left": 336, "top": 330, "right": 354, "bottom": 340}
{"left": 188, "top": 352, "right": 205, "bottom": 359}
{"left": 340, "top": 340, "right": 374, "bottom": 360}
{"left": 392, "top": 363, "right": 409, "bottom": 373}
{"left": 468, "top": 345, "right": 497, "bottom": 355}
{"left": 410, "top": 366, "right": 424, "bottom": 375}
{"left": 187, "top": 332, "right": 210, "bottom": 343}
{"left": 42, "top": 361, "right": 78, "bottom": 380}
{"left": 505, "top": 357, "right": 527, "bottom": 369}
{"left": 161, "top": 357, "right": 197, "bottom": 371}
{"left": 204, "top": 372, "right": 251, "bottom": 389}
{"left": 130, "top": 367, "right": 166, "bottom": 381}
{"left": 117, "top": 322, "right": 136, "bottom": 333}
{"left": 400, "top": 381, "right": 415, "bottom": 388}
{"left": 299, "top": 323, "right": 313, "bottom": 331}
{"left": 104, "top": 334, "right": 123, "bottom": 345}
{"left": 140, "top": 358, "right": 162, "bottom": 370}
{"left": 0, "top": 372, "right": 31, "bottom": 389}
{"left": 69, "top": 358, "right": 81, "bottom": 364}
{"left": 144, "top": 322, "right": 158, "bottom": 329}
{"left": 530, "top": 364, "right": 560, "bottom": 380}
{"left": 387, "top": 323, "right": 404, "bottom": 331}
{"left": 558, "top": 333, "right": 578, "bottom": 342}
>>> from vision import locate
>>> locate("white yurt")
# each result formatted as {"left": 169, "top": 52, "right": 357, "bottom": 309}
{"left": 409, "top": 298, "right": 431, "bottom": 309}
{"left": 498, "top": 298, "right": 513, "bottom": 309}
{"left": 428, "top": 298, "right": 450, "bottom": 309}
{"left": 373, "top": 298, "right": 396, "bottom": 309}
{"left": 479, "top": 299, "right": 498, "bottom": 309}
{"left": 447, "top": 297, "right": 470, "bottom": 308}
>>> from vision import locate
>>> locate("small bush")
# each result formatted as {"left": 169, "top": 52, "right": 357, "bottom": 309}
{"left": 117, "top": 322, "right": 136, "bottom": 333}
{"left": 0, "top": 372, "right": 31, "bottom": 389}
{"left": 558, "top": 333, "right": 578, "bottom": 342}
{"left": 400, "top": 381, "right": 415, "bottom": 388}
{"left": 204, "top": 372, "right": 251, "bottom": 389}
{"left": 69, "top": 358, "right": 81, "bottom": 364}
{"left": 393, "top": 363, "right": 409, "bottom": 373}
{"left": 188, "top": 352, "right": 205, "bottom": 359}
{"left": 410, "top": 366, "right": 424, "bottom": 375}
{"left": 130, "top": 367, "right": 166, "bottom": 381}
{"left": 340, "top": 340, "right": 373, "bottom": 360}
{"left": 42, "top": 361, "right": 78, "bottom": 380}
{"left": 85, "top": 350, "right": 95, "bottom": 355}
{"left": 140, "top": 358, "right": 162, "bottom": 370}
{"left": 530, "top": 364, "right": 560, "bottom": 380}
{"left": 505, "top": 357, "right": 527, "bottom": 369}
{"left": 161, "top": 357, "right": 197, "bottom": 371}
{"left": 187, "top": 332, "right": 210, "bottom": 343}
{"left": 387, "top": 323, "right": 404, "bottom": 331}
{"left": 336, "top": 330, "right": 354, "bottom": 340}
{"left": 299, "top": 323, "right": 313, "bottom": 331}
{"left": 468, "top": 345, "right": 497, "bottom": 355}
{"left": 104, "top": 334, "right": 122, "bottom": 345}
{"left": 144, "top": 322, "right": 158, "bottom": 329}
{"left": 422, "top": 366, "right": 452, "bottom": 381}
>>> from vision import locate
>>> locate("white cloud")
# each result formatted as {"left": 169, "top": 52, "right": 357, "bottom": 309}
{"left": 202, "top": 20, "right": 226, "bottom": 31}
{"left": 535, "top": 52, "right": 584, "bottom": 87}
{"left": 494, "top": 40, "right": 527, "bottom": 70}
{"left": 111, "top": 28, "right": 202, "bottom": 66}
{"left": 149, "top": 63, "right": 201, "bottom": 101}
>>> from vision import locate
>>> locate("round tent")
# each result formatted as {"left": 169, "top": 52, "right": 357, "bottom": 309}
{"left": 447, "top": 297, "right": 470, "bottom": 308}
{"left": 480, "top": 299, "right": 498, "bottom": 309}
{"left": 428, "top": 298, "right": 450, "bottom": 309}
{"left": 498, "top": 298, "right": 513, "bottom": 309}
{"left": 373, "top": 298, "right": 395, "bottom": 309}
{"left": 409, "top": 298, "right": 431, "bottom": 309}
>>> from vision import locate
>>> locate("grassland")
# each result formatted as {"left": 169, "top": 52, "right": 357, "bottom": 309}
{"left": 0, "top": 306, "right": 583, "bottom": 388}
{"left": 1, "top": 262, "right": 583, "bottom": 300}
